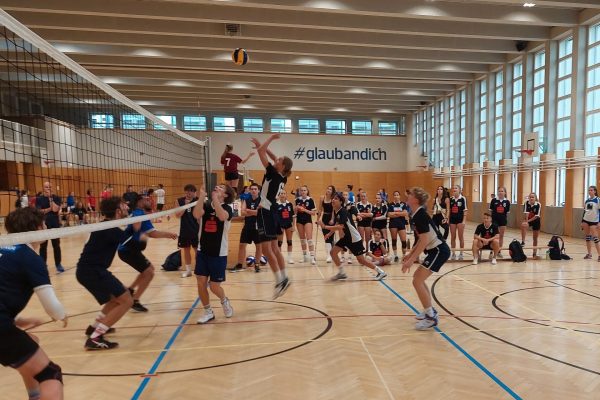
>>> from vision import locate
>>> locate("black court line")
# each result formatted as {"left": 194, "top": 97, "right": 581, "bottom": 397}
{"left": 546, "top": 279, "right": 600, "bottom": 300}
{"left": 431, "top": 264, "right": 600, "bottom": 376}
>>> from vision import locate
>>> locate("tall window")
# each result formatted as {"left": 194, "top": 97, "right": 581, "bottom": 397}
{"left": 326, "top": 120, "right": 346, "bottom": 134}
{"left": 421, "top": 109, "right": 427, "bottom": 155}
{"left": 299, "top": 119, "right": 319, "bottom": 133}
{"left": 438, "top": 100, "right": 445, "bottom": 168}
{"left": 459, "top": 89, "right": 467, "bottom": 166}
{"left": 122, "top": 114, "right": 145, "bottom": 129}
{"left": 243, "top": 118, "right": 263, "bottom": 133}
{"left": 532, "top": 50, "right": 546, "bottom": 154}
{"left": 556, "top": 36, "right": 573, "bottom": 206}
{"left": 271, "top": 118, "right": 292, "bottom": 133}
{"left": 413, "top": 112, "right": 419, "bottom": 145}
{"left": 512, "top": 62, "right": 523, "bottom": 162}
{"left": 379, "top": 121, "right": 398, "bottom": 135}
{"left": 90, "top": 113, "right": 114, "bottom": 129}
{"left": 399, "top": 115, "right": 406, "bottom": 135}
{"left": 448, "top": 95, "right": 456, "bottom": 166}
{"left": 493, "top": 70, "right": 504, "bottom": 162}
{"left": 214, "top": 117, "right": 236, "bottom": 132}
{"left": 351, "top": 120, "right": 372, "bottom": 135}
{"left": 586, "top": 23, "right": 600, "bottom": 191}
{"left": 183, "top": 115, "right": 207, "bottom": 131}
{"left": 478, "top": 79, "right": 488, "bottom": 163}
{"left": 153, "top": 115, "right": 176, "bottom": 130}
{"left": 429, "top": 105, "right": 436, "bottom": 165}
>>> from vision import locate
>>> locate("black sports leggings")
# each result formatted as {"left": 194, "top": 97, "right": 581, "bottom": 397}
{"left": 432, "top": 213, "right": 449, "bottom": 240}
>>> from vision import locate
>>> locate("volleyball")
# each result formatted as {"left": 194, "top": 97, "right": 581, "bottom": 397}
{"left": 246, "top": 256, "right": 256, "bottom": 266}
{"left": 232, "top": 48, "right": 249, "bottom": 65}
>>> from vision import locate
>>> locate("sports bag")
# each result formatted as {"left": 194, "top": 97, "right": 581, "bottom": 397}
{"left": 509, "top": 240, "right": 527, "bottom": 262}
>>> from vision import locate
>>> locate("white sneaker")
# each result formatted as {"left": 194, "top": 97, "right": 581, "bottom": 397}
{"left": 473, "top": 257, "right": 479, "bottom": 265}
{"left": 221, "top": 298, "right": 233, "bottom": 318}
{"left": 303, "top": 254, "right": 311, "bottom": 263}
{"left": 374, "top": 270, "right": 387, "bottom": 281}
{"left": 287, "top": 258, "right": 295, "bottom": 265}
{"left": 415, "top": 314, "right": 438, "bottom": 330}
{"left": 330, "top": 271, "right": 348, "bottom": 281}
{"left": 197, "top": 308, "right": 215, "bottom": 324}
{"left": 450, "top": 252, "right": 456, "bottom": 260}
{"left": 415, "top": 307, "right": 437, "bottom": 321}
{"left": 491, "top": 258, "right": 497, "bottom": 265}
{"left": 181, "top": 270, "right": 192, "bottom": 278}
{"left": 326, "top": 256, "right": 332, "bottom": 263}
{"left": 458, "top": 253, "right": 464, "bottom": 261}
{"left": 497, "top": 252, "right": 504, "bottom": 259}
{"left": 347, "top": 257, "right": 353, "bottom": 264}
{"left": 311, "top": 257, "right": 317, "bottom": 265}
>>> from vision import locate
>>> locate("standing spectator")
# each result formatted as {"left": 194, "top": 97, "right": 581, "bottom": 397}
{"left": 29, "top": 192, "right": 40, "bottom": 208}
{"left": 86, "top": 189, "right": 98, "bottom": 223}
{"left": 36, "top": 181, "right": 65, "bottom": 273}
{"left": 155, "top": 184, "right": 166, "bottom": 222}
{"left": 66, "top": 191, "right": 76, "bottom": 211}
{"left": 347, "top": 185, "right": 355, "bottom": 203}
{"left": 122, "top": 185, "right": 137, "bottom": 210}
{"left": 101, "top": 185, "right": 113, "bottom": 200}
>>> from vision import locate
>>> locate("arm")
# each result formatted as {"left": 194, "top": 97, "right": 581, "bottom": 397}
{"left": 50, "top": 196, "right": 61, "bottom": 213}
{"left": 402, "top": 237, "right": 429, "bottom": 272}
{"left": 241, "top": 152, "right": 255, "bottom": 164}
{"left": 192, "top": 189, "right": 207, "bottom": 220}
{"left": 35, "top": 285, "right": 68, "bottom": 326}
{"left": 266, "top": 148, "right": 277, "bottom": 163}
{"left": 174, "top": 199, "right": 185, "bottom": 218}
{"left": 250, "top": 134, "right": 280, "bottom": 168}
{"left": 374, "top": 205, "right": 388, "bottom": 220}
{"left": 211, "top": 187, "right": 231, "bottom": 221}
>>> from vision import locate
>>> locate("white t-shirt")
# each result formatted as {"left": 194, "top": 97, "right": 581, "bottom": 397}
{"left": 155, "top": 188, "right": 165, "bottom": 205}
{"left": 20, "top": 195, "right": 28, "bottom": 208}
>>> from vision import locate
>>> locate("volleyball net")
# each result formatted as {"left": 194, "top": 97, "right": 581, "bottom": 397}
{"left": 0, "top": 10, "right": 209, "bottom": 246}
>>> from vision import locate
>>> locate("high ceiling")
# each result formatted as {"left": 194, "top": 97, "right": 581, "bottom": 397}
{"left": 2, "top": 0, "right": 600, "bottom": 117}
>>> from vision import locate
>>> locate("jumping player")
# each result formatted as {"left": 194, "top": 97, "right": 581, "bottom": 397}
{"left": 402, "top": 187, "right": 450, "bottom": 330}
{"left": 76, "top": 197, "right": 134, "bottom": 350}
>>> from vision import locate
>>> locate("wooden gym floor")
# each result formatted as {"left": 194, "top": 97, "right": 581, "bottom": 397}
{"left": 2, "top": 220, "right": 599, "bottom": 399}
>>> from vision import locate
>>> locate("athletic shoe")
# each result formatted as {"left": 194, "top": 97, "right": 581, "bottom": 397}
{"left": 458, "top": 253, "right": 464, "bottom": 261}
{"left": 374, "top": 270, "right": 387, "bottom": 281}
{"left": 311, "top": 257, "right": 317, "bottom": 265}
{"left": 273, "top": 277, "right": 291, "bottom": 298}
{"left": 491, "top": 258, "right": 497, "bottom": 265}
{"left": 415, "top": 308, "right": 437, "bottom": 321}
{"left": 221, "top": 298, "right": 233, "bottom": 318}
{"left": 330, "top": 271, "right": 348, "bottom": 281}
{"left": 450, "top": 252, "right": 456, "bottom": 261}
{"left": 584, "top": 254, "right": 593, "bottom": 260}
{"left": 473, "top": 257, "right": 479, "bottom": 265}
{"left": 131, "top": 301, "right": 148, "bottom": 313}
{"left": 85, "top": 336, "right": 119, "bottom": 350}
{"left": 393, "top": 255, "right": 399, "bottom": 263}
{"left": 326, "top": 256, "right": 332, "bottom": 263}
{"left": 415, "top": 314, "right": 438, "bottom": 330}
{"left": 304, "top": 254, "right": 311, "bottom": 263}
{"left": 497, "top": 252, "right": 504, "bottom": 259}
{"left": 288, "top": 258, "right": 295, "bottom": 265}
{"left": 227, "top": 263, "right": 244, "bottom": 272}
{"left": 181, "top": 270, "right": 193, "bottom": 278}
{"left": 56, "top": 264, "right": 65, "bottom": 273}
{"left": 340, "top": 256, "right": 346, "bottom": 263}
{"left": 85, "top": 325, "right": 116, "bottom": 336}
{"left": 254, "top": 264, "right": 260, "bottom": 273}
{"left": 347, "top": 258, "right": 353, "bottom": 265}
{"left": 197, "top": 309, "right": 215, "bottom": 324}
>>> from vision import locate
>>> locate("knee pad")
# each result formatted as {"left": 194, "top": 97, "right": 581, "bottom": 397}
{"left": 287, "top": 240, "right": 293, "bottom": 247}
{"left": 594, "top": 237, "right": 600, "bottom": 244}
{"left": 300, "top": 239, "right": 307, "bottom": 247}
{"left": 307, "top": 239, "right": 314, "bottom": 247}
{"left": 34, "top": 361, "right": 62, "bottom": 384}
{"left": 391, "top": 238, "right": 397, "bottom": 248}
{"left": 401, "top": 240, "right": 408, "bottom": 249}
{"left": 586, "top": 235, "right": 592, "bottom": 242}
{"left": 28, "top": 388, "right": 40, "bottom": 400}
{"left": 278, "top": 240, "right": 283, "bottom": 248}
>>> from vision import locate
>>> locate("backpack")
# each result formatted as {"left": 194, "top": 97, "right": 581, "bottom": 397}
{"left": 548, "top": 235, "right": 571, "bottom": 260}
{"left": 162, "top": 250, "right": 182, "bottom": 271}
{"left": 509, "top": 240, "right": 527, "bottom": 262}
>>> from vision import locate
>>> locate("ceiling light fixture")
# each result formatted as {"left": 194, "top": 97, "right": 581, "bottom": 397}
{"left": 523, "top": 2, "right": 535, "bottom": 7}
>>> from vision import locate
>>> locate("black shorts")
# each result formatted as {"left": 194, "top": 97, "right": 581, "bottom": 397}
{"left": 240, "top": 227, "right": 260, "bottom": 244}
{"left": 492, "top": 215, "right": 507, "bottom": 227}
{"left": 528, "top": 219, "right": 541, "bottom": 231}
{"left": 178, "top": 236, "right": 199, "bottom": 248}
{"left": 388, "top": 217, "right": 406, "bottom": 230}
{"left": 279, "top": 222, "right": 293, "bottom": 230}
{"left": 76, "top": 268, "right": 127, "bottom": 305}
{"left": 372, "top": 221, "right": 387, "bottom": 231}
{"left": 225, "top": 171, "right": 239, "bottom": 181}
{"left": 480, "top": 244, "right": 492, "bottom": 251}
{"left": 582, "top": 220, "right": 598, "bottom": 226}
{"left": 357, "top": 218, "right": 372, "bottom": 228}
{"left": 257, "top": 207, "right": 279, "bottom": 242}
{"left": 195, "top": 251, "right": 226, "bottom": 282}
{"left": 157, "top": 203, "right": 164, "bottom": 211}
{"left": 335, "top": 237, "right": 366, "bottom": 257}
{"left": 118, "top": 248, "right": 152, "bottom": 272}
{"left": 421, "top": 243, "right": 451, "bottom": 273}
{"left": 296, "top": 217, "right": 312, "bottom": 225}
{"left": 449, "top": 215, "right": 464, "bottom": 225}
{"left": 0, "top": 324, "right": 39, "bottom": 368}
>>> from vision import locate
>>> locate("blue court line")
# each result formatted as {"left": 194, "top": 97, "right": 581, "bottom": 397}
{"left": 131, "top": 297, "right": 200, "bottom": 400}
{"left": 378, "top": 280, "right": 522, "bottom": 400}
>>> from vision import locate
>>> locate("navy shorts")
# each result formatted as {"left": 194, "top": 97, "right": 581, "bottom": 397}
{"left": 157, "top": 203, "right": 164, "bottom": 211}
{"left": 357, "top": 218, "right": 372, "bottom": 228}
{"left": 582, "top": 220, "right": 598, "bottom": 226}
{"left": 388, "top": 217, "right": 406, "bottom": 230}
{"left": 493, "top": 215, "right": 507, "bottom": 227}
{"left": 178, "top": 236, "right": 199, "bottom": 249}
{"left": 195, "top": 251, "right": 227, "bottom": 282}
{"left": 421, "top": 243, "right": 451, "bottom": 273}
{"left": 76, "top": 268, "right": 127, "bottom": 305}
{"left": 372, "top": 221, "right": 388, "bottom": 231}
{"left": 335, "top": 237, "right": 366, "bottom": 257}
{"left": 240, "top": 227, "right": 260, "bottom": 244}
{"left": 0, "top": 324, "right": 39, "bottom": 368}
{"left": 449, "top": 215, "right": 464, "bottom": 225}
{"left": 257, "top": 207, "right": 280, "bottom": 242}
{"left": 118, "top": 247, "right": 152, "bottom": 273}
{"left": 528, "top": 219, "right": 541, "bottom": 231}
{"left": 225, "top": 171, "right": 239, "bottom": 181}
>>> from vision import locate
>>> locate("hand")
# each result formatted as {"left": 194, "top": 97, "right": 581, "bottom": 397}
{"left": 357, "top": 215, "right": 363, "bottom": 221}
{"left": 250, "top": 138, "right": 261, "bottom": 149}
{"left": 198, "top": 188, "right": 207, "bottom": 201}
{"left": 169, "top": 232, "right": 178, "bottom": 240}
{"left": 521, "top": 221, "right": 529, "bottom": 227}
{"left": 211, "top": 186, "right": 224, "bottom": 201}
{"left": 270, "top": 133, "right": 281, "bottom": 140}
{"left": 401, "top": 258, "right": 413, "bottom": 273}
{"left": 54, "top": 315, "right": 68, "bottom": 328}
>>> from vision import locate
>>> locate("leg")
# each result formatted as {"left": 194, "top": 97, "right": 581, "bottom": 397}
{"left": 399, "top": 229, "right": 408, "bottom": 255}
{"left": 582, "top": 223, "right": 592, "bottom": 256}
{"left": 196, "top": 275, "right": 210, "bottom": 306}
{"left": 364, "top": 227, "right": 372, "bottom": 244}
{"left": 472, "top": 240, "right": 481, "bottom": 262}
{"left": 261, "top": 240, "right": 280, "bottom": 274}
{"left": 449, "top": 224, "right": 457, "bottom": 253}
{"left": 99, "top": 292, "right": 134, "bottom": 327}
{"left": 358, "top": 226, "right": 366, "bottom": 245}
{"left": 270, "top": 240, "right": 286, "bottom": 274}
{"left": 412, "top": 267, "right": 434, "bottom": 309}
{"left": 491, "top": 239, "right": 500, "bottom": 257}
{"left": 390, "top": 228, "right": 398, "bottom": 255}
{"left": 521, "top": 223, "right": 527, "bottom": 243}
{"left": 305, "top": 223, "right": 315, "bottom": 260}
{"left": 16, "top": 348, "right": 63, "bottom": 400}
{"left": 498, "top": 226, "right": 506, "bottom": 249}
{"left": 532, "top": 229, "right": 539, "bottom": 257}
{"left": 297, "top": 224, "right": 307, "bottom": 258}
{"left": 209, "top": 281, "right": 225, "bottom": 301}
{"left": 50, "top": 238, "right": 61, "bottom": 267}
{"left": 457, "top": 223, "right": 465, "bottom": 251}
{"left": 39, "top": 241, "right": 48, "bottom": 263}
{"left": 237, "top": 242, "right": 247, "bottom": 265}
{"left": 133, "top": 265, "right": 155, "bottom": 300}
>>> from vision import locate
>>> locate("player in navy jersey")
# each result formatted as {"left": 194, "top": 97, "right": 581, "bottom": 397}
{"left": 371, "top": 193, "right": 388, "bottom": 239}
{"left": 193, "top": 185, "right": 236, "bottom": 324}
{"left": 521, "top": 192, "right": 541, "bottom": 258}
{"left": 387, "top": 190, "right": 410, "bottom": 262}
{"left": 36, "top": 181, "right": 64, "bottom": 273}
{"left": 295, "top": 185, "right": 317, "bottom": 265}
{"left": 367, "top": 229, "right": 391, "bottom": 266}
{"left": 340, "top": 191, "right": 359, "bottom": 264}
{"left": 356, "top": 191, "right": 373, "bottom": 246}
{"left": 0, "top": 207, "right": 68, "bottom": 399}
{"left": 118, "top": 194, "right": 178, "bottom": 312}
{"left": 76, "top": 197, "right": 134, "bottom": 350}
{"left": 449, "top": 185, "right": 468, "bottom": 261}
{"left": 489, "top": 186, "right": 510, "bottom": 259}
{"left": 250, "top": 133, "right": 294, "bottom": 299}
{"left": 276, "top": 190, "right": 295, "bottom": 265}
{"left": 319, "top": 192, "right": 387, "bottom": 281}
{"left": 175, "top": 184, "right": 200, "bottom": 278}
{"left": 319, "top": 185, "right": 336, "bottom": 263}
{"left": 231, "top": 182, "right": 264, "bottom": 273}
{"left": 402, "top": 187, "right": 450, "bottom": 330}
{"left": 471, "top": 212, "right": 500, "bottom": 265}
{"left": 582, "top": 186, "right": 600, "bottom": 260}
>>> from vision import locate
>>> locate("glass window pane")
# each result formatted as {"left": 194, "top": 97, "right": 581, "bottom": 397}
{"left": 535, "top": 51, "right": 546, "bottom": 69}
{"left": 183, "top": 115, "right": 206, "bottom": 131}
{"left": 326, "top": 120, "right": 346, "bottom": 134}
{"left": 586, "top": 135, "right": 600, "bottom": 156}
{"left": 513, "top": 62, "right": 523, "bottom": 78}
{"left": 588, "top": 44, "right": 600, "bottom": 68}
{"left": 588, "top": 66, "right": 600, "bottom": 88}
{"left": 557, "top": 119, "right": 571, "bottom": 139}
{"left": 512, "top": 113, "right": 522, "bottom": 128}
{"left": 90, "top": 113, "right": 114, "bottom": 129}
{"left": 153, "top": 115, "right": 176, "bottom": 130}
{"left": 534, "top": 70, "right": 545, "bottom": 87}
{"left": 270, "top": 118, "right": 291, "bottom": 133}
{"left": 556, "top": 140, "right": 570, "bottom": 159}
{"left": 559, "top": 37, "right": 573, "bottom": 58}
{"left": 495, "top": 103, "right": 503, "bottom": 117}
{"left": 586, "top": 112, "right": 600, "bottom": 135}
{"left": 495, "top": 118, "right": 502, "bottom": 134}
{"left": 495, "top": 87, "right": 503, "bottom": 101}
{"left": 379, "top": 121, "right": 398, "bottom": 135}
{"left": 533, "top": 88, "right": 545, "bottom": 105}
{"left": 214, "top": 116, "right": 236, "bottom": 132}
{"left": 513, "top": 130, "right": 522, "bottom": 148}
{"left": 590, "top": 23, "right": 600, "bottom": 45}
{"left": 513, "top": 79, "right": 522, "bottom": 93}
{"left": 533, "top": 105, "right": 544, "bottom": 125}
{"left": 558, "top": 78, "right": 572, "bottom": 97}
{"left": 587, "top": 88, "right": 600, "bottom": 112}
{"left": 513, "top": 95, "right": 522, "bottom": 112}
{"left": 243, "top": 118, "right": 264, "bottom": 133}
{"left": 558, "top": 58, "right": 572, "bottom": 77}
{"left": 352, "top": 120, "right": 372, "bottom": 135}
{"left": 299, "top": 119, "right": 319, "bottom": 133}
{"left": 122, "top": 114, "right": 145, "bottom": 129}
{"left": 557, "top": 98, "right": 572, "bottom": 119}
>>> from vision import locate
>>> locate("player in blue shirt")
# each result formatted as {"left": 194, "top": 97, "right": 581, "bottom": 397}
{"left": 76, "top": 197, "right": 134, "bottom": 350}
{"left": 0, "top": 207, "right": 68, "bottom": 400}
{"left": 118, "top": 193, "right": 178, "bottom": 312}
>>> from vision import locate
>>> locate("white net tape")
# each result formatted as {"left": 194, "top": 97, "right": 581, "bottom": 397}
{"left": 0, "top": 200, "right": 200, "bottom": 247}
